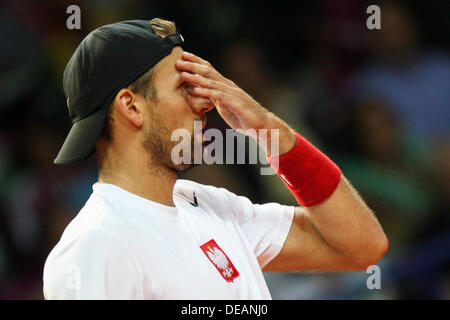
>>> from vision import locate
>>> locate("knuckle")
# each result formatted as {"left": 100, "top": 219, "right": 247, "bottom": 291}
{"left": 195, "top": 73, "right": 203, "bottom": 82}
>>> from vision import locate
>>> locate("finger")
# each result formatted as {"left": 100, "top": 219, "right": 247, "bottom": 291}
{"left": 190, "top": 86, "right": 230, "bottom": 102}
{"left": 210, "top": 98, "right": 230, "bottom": 117}
{"left": 210, "top": 98, "right": 241, "bottom": 127}
{"left": 176, "top": 60, "right": 221, "bottom": 81}
{"left": 181, "top": 71, "right": 235, "bottom": 93}
{"left": 182, "top": 51, "right": 214, "bottom": 68}
{"left": 193, "top": 88, "right": 239, "bottom": 120}
{"left": 180, "top": 52, "right": 237, "bottom": 87}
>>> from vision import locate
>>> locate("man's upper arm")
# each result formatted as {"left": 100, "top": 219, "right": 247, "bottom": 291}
{"left": 263, "top": 207, "right": 358, "bottom": 272}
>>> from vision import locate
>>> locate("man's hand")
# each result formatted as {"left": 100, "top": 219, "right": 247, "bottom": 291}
{"left": 175, "top": 51, "right": 296, "bottom": 157}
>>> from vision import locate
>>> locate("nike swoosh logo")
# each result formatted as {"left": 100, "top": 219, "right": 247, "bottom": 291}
{"left": 189, "top": 191, "right": 198, "bottom": 207}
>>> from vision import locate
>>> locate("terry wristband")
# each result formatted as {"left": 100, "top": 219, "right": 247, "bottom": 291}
{"left": 267, "top": 132, "right": 342, "bottom": 207}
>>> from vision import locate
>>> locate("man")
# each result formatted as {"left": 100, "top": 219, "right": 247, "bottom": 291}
{"left": 43, "top": 18, "right": 388, "bottom": 299}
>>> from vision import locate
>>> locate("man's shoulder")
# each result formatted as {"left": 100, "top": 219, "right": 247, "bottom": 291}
{"left": 62, "top": 192, "right": 114, "bottom": 238}
{"left": 48, "top": 190, "right": 129, "bottom": 260}
{"left": 43, "top": 226, "right": 136, "bottom": 299}
{"left": 44, "top": 203, "right": 132, "bottom": 279}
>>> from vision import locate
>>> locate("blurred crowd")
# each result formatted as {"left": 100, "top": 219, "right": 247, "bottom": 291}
{"left": 0, "top": 0, "right": 448, "bottom": 299}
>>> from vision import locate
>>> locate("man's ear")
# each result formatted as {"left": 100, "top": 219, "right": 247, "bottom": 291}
{"left": 114, "top": 88, "right": 145, "bottom": 128}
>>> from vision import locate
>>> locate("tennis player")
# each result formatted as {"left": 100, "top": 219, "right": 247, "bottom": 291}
{"left": 43, "top": 18, "right": 388, "bottom": 299}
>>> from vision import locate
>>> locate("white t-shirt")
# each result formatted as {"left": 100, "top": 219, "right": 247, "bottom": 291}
{"left": 43, "top": 179, "right": 294, "bottom": 299}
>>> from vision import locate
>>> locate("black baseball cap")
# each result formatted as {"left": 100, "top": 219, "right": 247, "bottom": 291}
{"left": 54, "top": 20, "right": 184, "bottom": 164}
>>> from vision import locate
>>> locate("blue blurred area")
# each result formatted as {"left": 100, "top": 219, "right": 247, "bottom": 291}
{"left": 0, "top": 0, "right": 448, "bottom": 299}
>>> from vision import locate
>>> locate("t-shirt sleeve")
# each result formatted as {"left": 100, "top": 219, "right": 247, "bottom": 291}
{"left": 43, "top": 230, "right": 143, "bottom": 300}
{"left": 236, "top": 196, "right": 295, "bottom": 269}
{"left": 199, "top": 184, "right": 295, "bottom": 269}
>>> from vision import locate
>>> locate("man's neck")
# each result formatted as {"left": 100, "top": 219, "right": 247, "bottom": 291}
{"left": 98, "top": 151, "right": 178, "bottom": 207}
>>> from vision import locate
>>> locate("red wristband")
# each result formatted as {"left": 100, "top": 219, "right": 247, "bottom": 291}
{"left": 267, "top": 132, "right": 341, "bottom": 207}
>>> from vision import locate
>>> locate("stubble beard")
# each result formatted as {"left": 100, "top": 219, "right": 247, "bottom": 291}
{"left": 142, "top": 117, "right": 202, "bottom": 173}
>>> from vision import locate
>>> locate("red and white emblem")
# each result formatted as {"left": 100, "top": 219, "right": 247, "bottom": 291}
{"left": 200, "top": 239, "right": 239, "bottom": 282}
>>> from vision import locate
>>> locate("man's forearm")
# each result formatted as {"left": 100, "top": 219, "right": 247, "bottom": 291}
{"left": 304, "top": 175, "right": 389, "bottom": 267}
{"left": 264, "top": 119, "right": 388, "bottom": 267}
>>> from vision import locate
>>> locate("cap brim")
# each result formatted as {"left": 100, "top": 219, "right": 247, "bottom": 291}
{"left": 54, "top": 105, "right": 109, "bottom": 164}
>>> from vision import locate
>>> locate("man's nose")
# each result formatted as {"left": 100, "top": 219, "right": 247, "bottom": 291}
{"left": 186, "top": 85, "right": 215, "bottom": 114}
{"left": 192, "top": 98, "right": 214, "bottom": 115}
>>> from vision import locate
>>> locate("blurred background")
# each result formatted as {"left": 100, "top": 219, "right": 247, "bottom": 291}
{"left": 0, "top": 0, "right": 448, "bottom": 299}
